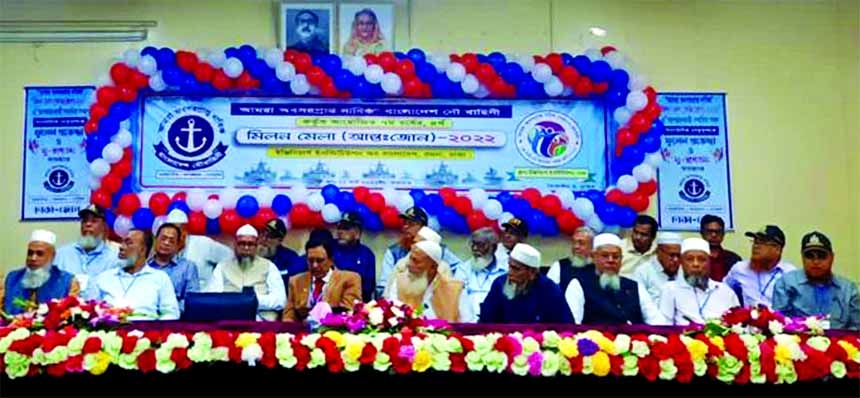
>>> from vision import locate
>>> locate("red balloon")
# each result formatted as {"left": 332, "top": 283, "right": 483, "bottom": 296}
{"left": 187, "top": 212, "right": 207, "bottom": 235}
{"left": 193, "top": 63, "right": 215, "bottom": 83}
{"left": 366, "top": 193, "right": 386, "bottom": 213}
{"left": 293, "top": 53, "right": 313, "bottom": 73}
{"left": 643, "top": 102, "right": 662, "bottom": 120}
{"left": 545, "top": 53, "right": 564, "bottom": 74}
{"left": 352, "top": 186, "right": 370, "bottom": 203}
{"left": 475, "top": 63, "right": 496, "bottom": 84}
{"left": 573, "top": 78, "right": 593, "bottom": 97}
{"left": 616, "top": 128, "right": 636, "bottom": 156}
{"left": 540, "top": 195, "right": 563, "bottom": 217}
{"left": 284, "top": 50, "right": 297, "bottom": 63}
{"left": 460, "top": 53, "right": 479, "bottom": 73}
{"left": 236, "top": 71, "right": 259, "bottom": 90}
{"left": 84, "top": 120, "right": 98, "bottom": 134}
{"left": 123, "top": 148, "right": 133, "bottom": 161}
{"left": 628, "top": 193, "right": 650, "bottom": 212}
{"left": 310, "top": 211, "right": 325, "bottom": 228}
{"left": 118, "top": 85, "right": 137, "bottom": 103}
{"left": 129, "top": 71, "right": 150, "bottom": 90}
{"left": 605, "top": 189, "right": 627, "bottom": 206}
{"left": 363, "top": 53, "right": 379, "bottom": 65}
{"left": 533, "top": 55, "right": 545, "bottom": 65}
{"left": 559, "top": 66, "right": 580, "bottom": 87}
{"left": 90, "top": 103, "right": 109, "bottom": 123}
{"left": 306, "top": 66, "right": 327, "bottom": 87}
{"left": 90, "top": 189, "right": 112, "bottom": 209}
{"left": 320, "top": 78, "right": 338, "bottom": 97}
{"left": 601, "top": 46, "right": 617, "bottom": 55}
{"left": 488, "top": 78, "right": 507, "bottom": 98}
{"left": 637, "top": 180, "right": 658, "bottom": 196}
{"left": 117, "top": 193, "right": 141, "bottom": 216}
{"left": 403, "top": 78, "right": 422, "bottom": 98}
{"left": 100, "top": 174, "right": 122, "bottom": 194}
{"left": 380, "top": 206, "right": 401, "bottom": 229}
{"left": 175, "top": 50, "right": 199, "bottom": 72}
{"left": 397, "top": 59, "right": 415, "bottom": 78}
{"left": 520, "top": 188, "right": 542, "bottom": 206}
{"left": 439, "top": 187, "right": 457, "bottom": 206}
{"left": 211, "top": 70, "right": 233, "bottom": 91}
{"left": 644, "top": 86, "right": 657, "bottom": 102}
{"left": 219, "top": 209, "right": 243, "bottom": 234}
{"left": 149, "top": 192, "right": 171, "bottom": 216}
{"left": 629, "top": 113, "right": 650, "bottom": 134}
{"left": 172, "top": 192, "right": 187, "bottom": 202}
{"left": 556, "top": 210, "right": 584, "bottom": 235}
{"left": 593, "top": 82, "right": 609, "bottom": 94}
{"left": 378, "top": 52, "right": 398, "bottom": 72}
{"left": 113, "top": 160, "right": 132, "bottom": 178}
{"left": 96, "top": 86, "right": 119, "bottom": 107}
{"left": 449, "top": 54, "right": 461, "bottom": 63}
{"left": 252, "top": 208, "right": 277, "bottom": 229}
{"left": 109, "top": 63, "right": 131, "bottom": 85}
{"left": 289, "top": 204, "right": 311, "bottom": 229}
{"left": 453, "top": 196, "right": 473, "bottom": 215}
{"left": 466, "top": 210, "right": 488, "bottom": 231}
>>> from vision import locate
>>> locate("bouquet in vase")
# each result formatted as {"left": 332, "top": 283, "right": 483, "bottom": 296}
{"left": 314, "top": 298, "right": 451, "bottom": 335}
{"left": 0, "top": 296, "right": 133, "bottom": 331}
{"left": 700, "top": 305, "right": 828, "bottom": 337}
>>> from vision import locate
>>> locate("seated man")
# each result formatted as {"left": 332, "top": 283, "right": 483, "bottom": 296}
{"left": 147, "top": 223, "right": 199, "bottom": 311}
{"left": 453, "top": 227, "right": 508, "bottom": 319}
{"left": 283, "top": 237, "right": 362, "bottom": 322}
{"left": 2, "top": 230, "right": 79, "bottom": 315}
{"left": 54, "top": 204, "right": 119, "bottom": 291}
{"left": 495, "top": 217, "right": 529, "bottom": 267}
{"left": 547, "top": 226, "right": 595, "bottom": 292}
{"left": 258, "top": 218, "right": 301, "bottom": 289}
{"left": 480, "top": 243, "right": 573, "bottom": 324}
{"left": 658, "top": 238, "right": 740, "bottom": 325}
{"left": 619, "top": 215, "right": 658, "bottom": 277}
{"left": 385, "top": 226, "right": 459, "bottom": 293}
{"left": 207, "top": 225, "right": 286, "bottom": 321}
{"left": 165, "top": 209, "right": 233, "bottom": 290}
{"left": 631, "top": 232, "right": 684, "bottom": 303}
{"left": 773, "top": 231, "right": 859, "bottom": 330}
{"left": 379, "top": 207, "right": 428, "bottom": 297}
{"left": 332, "top": 211, "right": 376, "bottom": 302}
{"left": 724, "top": 225, "right": 796, "bottom": 307}
{"left": 565, "top": 233, "right": 666, "bottom": 325}
{"left": 88, "top": 229, "right": 179, "bottom": 320}
{"left": 384, "top": 240, "right": 473, "bottom": 322}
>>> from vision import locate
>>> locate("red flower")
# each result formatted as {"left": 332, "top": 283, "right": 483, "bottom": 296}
{"left": 137, "top": 349, "right": 156, "bottom": 373}
{"left": 315, "top": 336, "right": 337, "bottom": 353}
{"left": 292, "top": 342, "right": 311, "bottom": 371}
{"left": 382, "top": 336, "right": 400, "bottom": 356}
{"left": 46, "top": 363, "right": 66, "bottom": 377}
{"left": 42, "top": 331, "right": 71, "bottom": 353}
{"left": 609, "top": 355, "right": 624, "bottom": 377}
{"left": 27, "top": 364, "right": 39, "bottom": 377}
{"left": 758, "top": 341, "right": 776, "bottom": 383}
{"left": 639, "top": 357, "right": 660, "bottom": 382}
{"left": 228, "top": 346, "right": 243, "bottom": 363}
{"left": 797, "top": 344, "right": 831, "bottom": 381}
{"left": 209, "top": 330, "right": 234, "bottom": 348}
{"left": 327, "top": 356, "right": 345, "bottom": 373}
{"left": 0, "top": 352, "right": 5, "bottom": 373}
{"left": 846, "top": 361, "right": 860, "bottom": 379}
{"left": 723, "top": 334, "right": 748, "bottom": 362}
{"left": 721, "top": 307, "right": 750, "bottom": 326}
{"left": 82, "top": 336, "right": 103, "bottom": 354}
{"left": 650, "top": 341, "right": 671, "bottom": 361}
{"left": 121, "top": 335, "right": 139, "bottom": 354}
{"left": 258, "top": 332, "right": 277, "bottom": 369}
{"left": 675, "top": 357, "right": 694, "bottom": 383}
{"left": 825, "top": 340, "right": 848, "bottom": 363}
{"left": 391, "top": 356, "right": 412, "bottom": 374}
{"left": 359, "top": 343, "right": 377, "bottom": 365}
{"left": 569, "top": 357, "right": 583, "bottom": 375}
{"left": 170, "top": 347, "right": 193, "bottom": 369}
{"left": 0, "top": 327, "right": 12, "bottom": 339}
{"left": 9, "top": 335, "right": 43, "bottom": 356}
{"left": 457, "top": 336, "right": 474, "bottom": 353}
{"left": 450, "top": 353, "right": 467, "bottom": 373}
{"left": 43, "top": 313, "right": 62, "bottom": 330}
{"left": 65, "top": 354, "right": 84, "bottom": 373}
{"left": 143, "top": 330, "right": 164, "bottom": 345}
{"left": 734, "top": 364, "right": 750, "bottom": 384}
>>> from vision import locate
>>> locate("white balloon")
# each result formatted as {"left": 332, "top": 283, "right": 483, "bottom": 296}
{"left": 89, "top": 159, "right": 111, "bottom": 178}
{"left": 571, "top": 198, "right": 595, "bottom": 221}
{"left": 291, "top": 74, "right": 310, "bottom": 95}
{"left": 517, "top": 54, "right": 535, "bottom": 72}
{"left": 347, "top": 56, "right": 367, "bottom": 76}
{"left": 460, "top": 74, "right": 479, "bottom": 94}
{"left": 472, "top": 84, "right": 489, "bottom": 98}
{"left": 275, "top": 61, "right": 296, "bottom": 82}
{"left": 101, "top": 143, "right": 123, "bottom": 164}
{"left": 617, "top": 175, "right": 639, "bottom": 194}
{"left": 626, "top": 91, "right": 648, "bottom": 112}
{"left": 629, "top": 73, "right": 649, "bottom": 91}
{"left": 584, "top": 48, "right": 603, "bottom": 62}
{"left": 586, "top": 216, "right": 604, "bottom": 233}
{"left": 307, "top": 192, "right": 325, "bottom": 212}
{"left": 430, "top": 54, "right": 450, "bottom": 73}
{"left": 605, "top": 51, "right": 626, "bottom": 70}
{"left": 427, "top": 216, "right": 441, "bottom": 232}
{"left": 138, "top": 191, "right": 153, "bottom": 208}
{"left": 531, "top": 63, "right": 553, "bottom": 83}
{"left": 255, "top": 186, "right": 276, "bottom": 207}
{"left": 396, "top": 192, "right": 414, "bottom": 213}
{"left": 113, "top": 215, "right": 134, "bottom": 237}
{"left": 555, "top": 189, "right": 576, "bottom": 210}
{"left": 289, "top": 183, "right": 309, "bottom": 204}
{"left": 321, "top": 203, "right": 342, "bottom": 224}
{"left": 364, "top": 64, "right": 384, "bottom": 84}
{"left": 263, "top": 48, "right": 283, "bottom": 68}
{"left": 613, "top": 107, "right": 632, "bottom": 126}
{"left": 151, "top": 215, "right": 167, "bottom": 235}
{"left": 88, "top": 175, "right": 101, "bottom": 190}
{"left": 544, "top": 76, "right": 564, "bottom": 97}
{"left": 149, "top": 72, "right": 167, "bottom": 92}
{"left": 207, "top": 51, "right": 226, "bottom": 68}
{"left": 112, "top": 129, "right": 133, "bottom": 148}
{"left": 220, "top": 187, "right": 240, "bottom": 210}
{"left": 645, "top": 151, "right": 664, "bottom": 168}
{"left": 467, "top": 188, "right": 488, "bottom": 209}
{"left": 194, "top": 48, "right": 210, "bottom": 63}
{"left": 445, "top": 62, "right": 466, "bottom": 83}
{"left": 482, "top": 199, "right": 503, "bottom": 220}
{"left": 381, "top": 73, "right": 402, "bottom": 95}
{"left": 381, "top": 187, "right": 398, "bottom": 205}
{"left": 138, "top": 55, "right": 158, "bottom": 76}
{"left": 186, "top": 189, "right": 208, "bottom": 211}
{"left": 95, "top": 73, "right": 113, "bottom": 88}
{"left": 632, "top": 164, "right": 655, "bottom": 183}
{"left": 122, "top": 49, "right": 141, "bottom": 68}
{"left": 223, "top": 57, "right": 244, "bottom": 79}
{"left": 497, "top": 212, "right": 515, "bottom": 228}
{"left": 203, "top": 199, "right": 224, "bottom": 219}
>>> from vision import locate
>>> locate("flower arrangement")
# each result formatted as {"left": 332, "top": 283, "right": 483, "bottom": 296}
{"left": 700, "top": 305, "right": 828, "bottom": 337}
{"left": 0, "top": 296, "right": 133, "bottom": 332}
{"left": 316, "top": 299, "right": 452, "bottom": 335}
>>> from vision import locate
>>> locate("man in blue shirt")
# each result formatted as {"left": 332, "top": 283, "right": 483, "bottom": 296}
{"left": 454, "top": 227, "right": 508, "bottom": 320}
{"left": 147, "top": 223, "right": 199, "bottom": 312}
{"left": 55, "top": 204, "right": 119, "bottom": 293}
{"left": 259, "top": 218, "right": 302, "bottom": 288}
{"left": 2, "top": 230, "right": 79, "bottom": 315}
{"left": 332, "top": 211, "right": 376, "bottom": 302}
{"left": 773, "top": 231, "right": 859, "bottom": 330}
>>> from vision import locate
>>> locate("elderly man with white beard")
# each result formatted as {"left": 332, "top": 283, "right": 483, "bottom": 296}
{"left": 565, "top": 233, "right": 666, "bottom": 325}
{"left": 658, "top": 238, "right": 740, "bottom": 325}
{"left": 1, "top": 230, "right": 79, "bottom": 315}
{"left": 54, "top": 204, "right": 119, "bottom": 292}
{"left": 383, "top": 240, "right": 473, "bottom": 323}
{"left": 383, "top": 226, "right": 459, "bottom": 295}
{"left": 453, "top": 227, "right": 508, "bottom": 319}
{"left": 479, "top": 243, "right": 574, "bottom": 324}
{"left": 547, "top": 226, "right": 595, "bottom": 292}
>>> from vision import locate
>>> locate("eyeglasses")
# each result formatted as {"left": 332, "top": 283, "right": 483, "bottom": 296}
{"left": 803, "top": 251, "right": 828, "bottom": 260}
{"left": 307, "top": 257, "right": 327, "bottom": 265}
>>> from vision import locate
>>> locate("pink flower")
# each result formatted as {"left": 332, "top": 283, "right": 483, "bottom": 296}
{"left": 527, "top": 351, "right": 543, "bottom": 376}
{"left": 398, "top": 345, "right": 416, "bottom": 362}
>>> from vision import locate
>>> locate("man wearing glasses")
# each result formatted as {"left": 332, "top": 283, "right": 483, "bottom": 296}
{"left": 631, "top": 232, "right": 684, "bottom": 303}
{"left": 773, "top": 232, "right": 859, "bottom": 330}
{"left": 619, "top": 215, "right": 658, "bottom": 277}
{"left": 723, "top": 225, "right": 796, "bottom": 307}
{"left": 699, "top": 214, "right": 741, "bottom": 281}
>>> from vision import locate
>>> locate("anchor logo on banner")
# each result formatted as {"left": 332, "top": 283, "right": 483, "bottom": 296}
{"left": 154, "top": 106, "right": 227, "bottom": 171}
{"left": 678, "top": 175, "right": 711, "bottom": 203}
{"left": 43, "top": 166, "right": 75, "bottom": 193}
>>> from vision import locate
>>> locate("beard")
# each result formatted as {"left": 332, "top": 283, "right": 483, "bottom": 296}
{"left": 237, "top": 256, "right": 255, "bottom": 268}
{"left": 78, "top": 235, "right": 100, "bottom": 250}
{"left": 685, "top": 274, "right": 709, "bottom": 290}
{"left": 258, "top": 244, "right": 276, "bottom": 259}
{"left": 121, "top": 255, "right": 138, "bottom": 269}
{"left": 470, "top": 255, "right": 493, "bottom": 272}
{"left": 296, "top": 26, "right": 314, "bottom": 40}
{"left": 570, "top": 255, "right": 590, "bottom": 268}
{"left": 599, "top": 273, "right": 621, "bottom": 291}
{"left": 401, "top": 271, "right": 430, "bottom": 297}
{"left": 21, "top": 266, "right": 52, "bottom": 290}
{"left": 502, "top": 277, "right": 530, "bottom": 300}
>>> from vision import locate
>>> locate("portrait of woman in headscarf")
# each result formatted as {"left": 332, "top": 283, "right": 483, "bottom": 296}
{"left": 341, "top": 8, "right": 387, "bottom": 56}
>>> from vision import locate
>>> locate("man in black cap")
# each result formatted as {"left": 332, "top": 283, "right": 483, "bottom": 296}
{"left": 55, "top": 204, "right": 120, "bottom": 293}
{"left": 495, "top": 217, "right": 530, "bottom": 272}
{"left": 773, "top": 232, "right": 859, "bottom": 330}
{"left": 258, "top": 218, "right": 301, "bottom": 289}
{"left": 724, "top": 225, "right": 797, "bottom": 307}
{"left": 332, "top": 211, "right": 376, "bottom": 302}
{"left": 378, "top": 206, "right": 428, "bottom": 297}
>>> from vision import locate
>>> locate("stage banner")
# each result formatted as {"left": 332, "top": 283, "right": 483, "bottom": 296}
{"left": 138, "top": 97, "right": 609, "bottom": 192}
{"left": 656, "top": 93, "right": 733, "bottom": 231}
{"left": 21, "top": 86, "right": 94, "bottom": 221}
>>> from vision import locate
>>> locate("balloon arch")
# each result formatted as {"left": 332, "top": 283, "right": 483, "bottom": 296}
{"left": 84, "top": 45, "right": 664, "bottom": 238}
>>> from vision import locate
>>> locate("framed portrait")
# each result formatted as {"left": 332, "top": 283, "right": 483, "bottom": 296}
{"left": 280, "top": 2, "right": 335, "bottom": 55}
{"left": 337, "top": 3, "right": 395, "bottom": 56}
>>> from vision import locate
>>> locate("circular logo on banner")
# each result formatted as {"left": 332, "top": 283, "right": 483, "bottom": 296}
{"left": 43, "top": 166, "right": 75, "bottom": 193}
{"left": 515, "top": 111, "right": 582, "bottom": 167}
{"left": 678, "top": 175, "right": 711, "bottom": 203}
{"left": 154, "top": 106, "right": 227, "bottom": 170}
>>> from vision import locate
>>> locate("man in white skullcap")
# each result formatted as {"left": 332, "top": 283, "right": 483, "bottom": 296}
{"left": 206, "top": 224, "right": 286, "bottom": 321}
{"left": 164, "top": 209, "right": 232, "bottom": 290}
{"left": 2, "top": 230, "right": 79, "bottom": 315}
{"left": 479, "top": 243, "right": 574, "bottom": 324}
{"left": 383, "top": 239, "right": 473, "bottom": 322}
{"left": 631, "top": 232, "right": 685, "bottom": 303}
{"left": 565, "top": 233, "right": 666, "bottom": 325}
{"left": 658, "top": 238, "right": 740, "bottom": 325}
{"left": 385, "top": 226, "right": 460, "bottom": 293}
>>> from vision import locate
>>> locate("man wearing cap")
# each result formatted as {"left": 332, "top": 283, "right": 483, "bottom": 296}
{"left": 147, "top": 223, "right": 199, "bottom": 312}
{"left": 724, "top": 225, "right": 796, "bottom": 307}
{"left": 1, "top": 230, "right": 79, "bottom": 315}
{"left": 658, "top": 238, "right": 740, "bottom": 325}
{"left": 206, "top": 225, "right": 286, "bottom": 321}
{"left": 619, "top": 215, "right": 658, "bottom": 277}
{"left": 87, "top": 229, "right": 180, "bottom": 320}
{"left": 547, "top": 226, "right": 596, "bottom": 293}
{"left": 164, "top": 209, "right": 233, "bottom": 290}
{"left": 699, "top": 214, "right": 741, "bottom": 281}
{"left": 384, "top": 240, "right": 473, "bottom": 322}
{"left": 495, "top": 216, "right": 529, "bottom": 266}
{"left": 479, "top": 243, "right": 573, "bottom": 324}
{"left": 258, "top": 218, "right": 302, "bottom": 290}
{"left": 332, "top": 211, "right": 376, "bottom": 302}
{"left": 631, "top": 232, "right": 685, "bottom": 303}
{"left": 773, "top": 232, "right": 859, "bottom": 330}
{"left": 565, "top": 233, "right": 666, "bottom": 325}
{"left": 54, "top": 204, "right": 120, "bottom": 292}
{"left": 384, "top": 226, "right": 461, "bottom": 295}
{"left": 453, "top": 227, "right": 508, "bottom": 319}
{"left": 283, "top": 236, "right": 362, "bottom": 322}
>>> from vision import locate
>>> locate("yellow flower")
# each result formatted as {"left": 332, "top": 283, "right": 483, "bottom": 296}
{"left": 592, "top": 352, "right": 611, "bottom": 377}
{"left": 344, "top": 341, "right": 365, "bottom": 362}
{"left": 558, "top": 338, "right": 579, "bottom": 358}
{"left": 89, "top": 352, "right": 112, "bottom": 376}
{"left": 686, "top": 340, "right": 708, "bottom": 362}
{"left": 323, "top": 331, "right": 346, "bottom": 348}
{"left": 235, "top": 333, "right": 259, "bottom": 349}
{"left": 774, "top": 345, "right": 792, "bottom": 363}
{"left": 710, "top": 336, "right": 725, "bottom": 351}
{"left": 412, "top": 350, "right": 432, "bottom": 372}
{"left": 838, "top": 341, "right": 859, "bottom": 360}
{"left": 582, "top": 330, "right": 614, "bottom": 354}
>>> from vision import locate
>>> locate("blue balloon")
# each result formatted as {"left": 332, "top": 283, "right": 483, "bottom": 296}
{"left": 621, "top": 145, "right": 645, "bottom": 167}
{"left": 333, "top": 70, "right": 354, "bottom": 91}
{"left": 605, "top": 89, "right": 628, "bottom": 109}
{"left": 224, "top": 47, "right": 240, "bottom": 59}
{"left": 407, "top": 48, "right": 426, "bottom": 63}
{"left": 487, "top": 52, "right": 506, "bottom": 66}
{"left": 335, "top": 191, "right": 356, "bottom": 211}
{"left": 572, "top": 55, "right": 591, "bottom": 77}
{"left": 431, "top": 79, "right": 452, "bottom": 98}
{"left": 321, "top": 54, "right": 342, "bottom": 75}
{"left": 610, "top": 70, "right": 630, "bottom": 92}
{"left": 409, "top": 189, "right": 426, "bottom": 203}
{"left": 439, "top": 207, "right": 459, "bottom": 229}
{"left": 596, "top": 203, "right": 620, "bottom": 225}
{"left": 476, "top": 54, "right": 489, "bottom": 64}
{"left": 501, "top": 62, "right": 525, "bottom": 84}
{"left": 355, "top": 203, "right": 372, "bottom": 218}
{"left": 132, "top": 208, "right": 155, "bottom": 230}
{"left": 561, "top": 53, "right": 575, "bottom": 66}
{"left": 141, "top": 46, "right": 158, "bottom": 58}
{"left": 247, "top": 59, "right": 269, "bottom": 78}
{"left": 494, "top": 191, "right": 512, "bottom": 204}
{"left": 421, "top": 193, "right": 443, "bottom": 215}
{"left": 369, "top": 83, "right": 386, "bottom": 98}
{"left": 261, "top": 77, "right": 284, "bottom": 93}
{"left": 650, "top": 119, "right": 665, "bottom": 137}
{"left": 416, "top": 62, "right": 438, "bottom": 82}
{"left": 156, "top": 48, "right": 175, "bottom": 69}
{"left": 351, "top": 79, "right": 370, "bottom": 98}
{"left": 585, "top": 189, "right": 604, "bottom": 204}
{"left": 108, "top": 102, "right": 130, "bottom": 121}
{"left": 364, "top": 213, "right": 383, "bottom": 232}
{"left": 272, "top": 194, "right": 292, "bottom": 215}
{"left": 588, "top": 61, "right": 612, "bottom": 83}
{"left": 117, "top": 179, "right": 134, "bottom": 196}
{"left": 640, "top": 133, "right": 661, "bottom": 153}
{"left": 527, "top": 211, "right": 545, "bottom": 235}
{"left": 98, "top": 115, "right": 120, "bottom": 137}
{"left": 517, "top": 77, "right": 544, "bottom": 99}
{"left": 167, "top": 201, "right": 190, "bottom": 215}
{"left": 86, "top": 133, "right": 109, "bottom": 162}
{"left": 321, "top": 184, "right": 340, "bottom": 203}
{"left": 162, "top": 67, "right": 183, "bottom": 86}
{"left": 206, "top": 217, "right": 221, "bottom": 235}
{"left": 236, "top": 195, "right": 259, "bottom": 218}
{"left": 238, "top": 45, "right": 257, "bottom": 63}
{"left": 543, "top": 217, "right": 560, "bottom": 236}
{"left": 105, "top": 209, "right": 117, "bottom": 230}
{"left": 394, "top": 51, "right": 407, "bottom": 60}
{"left": 618, "top": 207, "right": 638, "bottom": 228}
{"left": 508, "top": 198, "right": 531, "bottom": 218}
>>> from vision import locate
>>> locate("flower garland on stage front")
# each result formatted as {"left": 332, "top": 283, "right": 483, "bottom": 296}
{"left": 83, "top": 45, "right": 664, "bottom": 238}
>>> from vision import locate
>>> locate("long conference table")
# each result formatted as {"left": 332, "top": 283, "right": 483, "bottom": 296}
{"left": 3, "top": 321, "right": 858, "bottom": 397}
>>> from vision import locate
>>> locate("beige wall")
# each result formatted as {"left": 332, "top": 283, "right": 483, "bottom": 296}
{"left": 0, "top": 0, "right": 858, "bottom": 281}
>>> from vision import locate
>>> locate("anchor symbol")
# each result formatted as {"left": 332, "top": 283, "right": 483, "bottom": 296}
{"left": 174, "top": 118, "right": 207, "bottom": 153}
{"left": 687, "top": 180, "right": 704, "bottom": 196}
{"left": 51, "top": 171, "right": 67, "bottom": 187}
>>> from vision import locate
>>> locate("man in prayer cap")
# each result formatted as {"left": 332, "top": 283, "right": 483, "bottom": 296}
{"left": 631, "top": 232, "right": 685, "bottom": 303}
{"left": 2, "top": 230, "right": 79, "bottom": 315}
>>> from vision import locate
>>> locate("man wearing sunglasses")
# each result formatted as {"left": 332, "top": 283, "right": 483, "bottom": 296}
{"left": 772, "top": 232, "right": 859, "bottom": 330}
{"left": 724, "top": 225, "right": 796, "bottom": 307}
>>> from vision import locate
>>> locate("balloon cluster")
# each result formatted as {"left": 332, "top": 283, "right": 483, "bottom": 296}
{"left": 84, "top": 45, "right": 664, "bottom": 237}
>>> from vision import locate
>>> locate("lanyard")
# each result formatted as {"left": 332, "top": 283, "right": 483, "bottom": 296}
{"left": 120, "top": 272, "right": 142, "bottom": 298}
{"left": 757, "top": 268, "right": 782, "bottom": 297}
{"left": 813, "top": 285, "right": 832, "bottom": 315}
{"left": 694, "top": 287, "right": 715, "bottom": 320}
{"left": 79, "top": 247, "right": 101, "bottom": 273}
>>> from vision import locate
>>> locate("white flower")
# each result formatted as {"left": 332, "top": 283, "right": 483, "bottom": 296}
{"left": 391, "top": 306, "right": 404, "bottom": 318}
{"left": 750, "top": 309, "right": 759, "bottom": 320}
{"left": 631, "top": 341, "right": 650, "bottom": 357}
{"left": 387, "top": 317, "right": 399, "bottom": 327}
{"left": 37, "top": 304, "right": 49, "bottom": 315}
{"left": 300, "top": 334, "right": 320, "bottom": 348}
{"left": 241, "top": 344, "right": 263, "bottom": 366}
{"left": 614, "top": 334, "right": 631, "bottom": 354}
{"left": 730, "top": 324, "right": 747, "bottom": 335}
{"left": 768, "top": 320, "right": 784, "bottom": 335}
{"left": 647, "top": 334, "right": 668, "bottom": 344}
{"left": 368, "top": 307, "right": 384, "bottom": 326}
